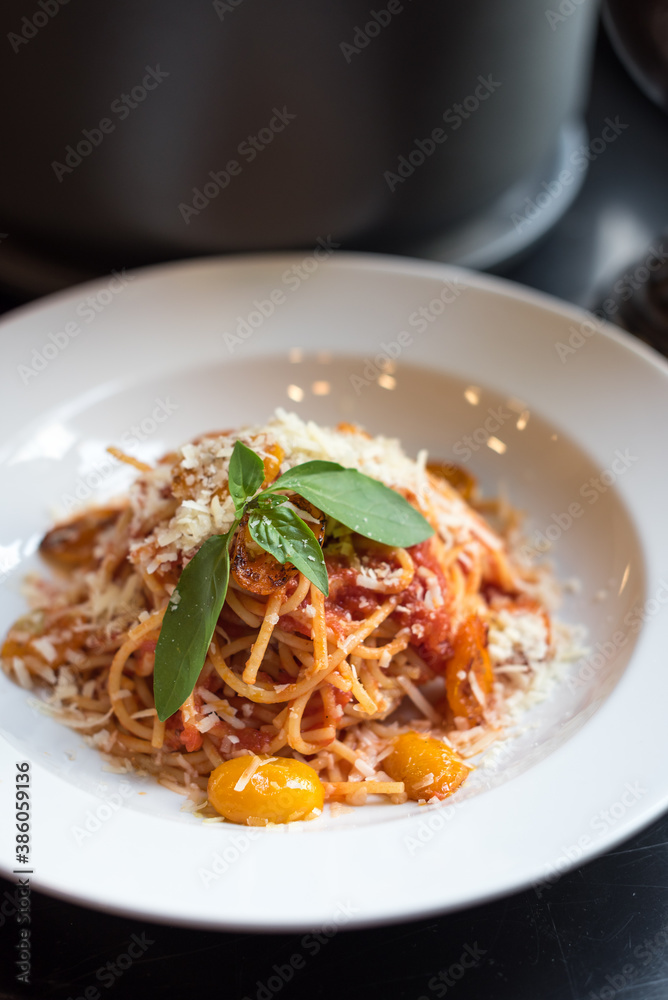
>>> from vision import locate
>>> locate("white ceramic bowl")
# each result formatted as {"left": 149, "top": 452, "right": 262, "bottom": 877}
{"left": 0, "top": 253, "right": 666, "bottom": 930}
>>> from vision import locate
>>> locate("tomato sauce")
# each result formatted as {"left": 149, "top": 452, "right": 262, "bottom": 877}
{"left": 391, "top": 540, "right": 455, "bottom": 671}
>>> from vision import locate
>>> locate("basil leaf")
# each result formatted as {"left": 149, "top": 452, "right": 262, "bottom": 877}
{"left": 228, "top": 440, "right": 265, "bottom": 516}
{"left": 154, "top": 530, "right": 232, "bottom": 721}
{"left": 270, "top": 461, "right": 344, "bottom": 487}
{"left": 267, "top": 464, "right": 433, "bottom": 547}
{"left": 254, "top": 493, "right": 288, "bottom": 510}
{"left": 248, "top": 506, "right": 329, "bottom": 596}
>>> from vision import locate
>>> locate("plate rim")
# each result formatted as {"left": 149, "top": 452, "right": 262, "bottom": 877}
{"left": 1, "top": 249, "right": 667, "bottom": 931}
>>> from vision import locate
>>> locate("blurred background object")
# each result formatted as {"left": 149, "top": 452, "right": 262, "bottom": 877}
{"left": 0, "top": 0, "right": 599, "bottom": 294}
{"left": 607, "top": 233, "right": 668, "bottom": 354}
{"left": 3, "top": 11, "right": 668, "bottom": 1000}
{"left": 603, "top": 0, "right": 668, "bottom": 112}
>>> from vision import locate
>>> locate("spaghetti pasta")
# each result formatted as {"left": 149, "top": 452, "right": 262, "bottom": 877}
{"left": 1, "top": 411, "right": 566, "bottom": 824}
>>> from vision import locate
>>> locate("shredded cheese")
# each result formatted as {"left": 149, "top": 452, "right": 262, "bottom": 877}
{"left": 234, "top": 755, "right": 277, "bottom": 792}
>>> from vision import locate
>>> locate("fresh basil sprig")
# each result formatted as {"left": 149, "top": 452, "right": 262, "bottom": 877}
{"left": 248, "top": 504, "right": 329, "bottom": 595}
{"left": 153, "top": 440, "right": 433, "bottom": 721}
{"left": 265, "top": 461, "right": 433, "bottom": 548}
{"left": 153, "top": 531, "right": 232, "bottom": 723}
{"left": 228, "top": 440, "right": 264, "bottom": 516}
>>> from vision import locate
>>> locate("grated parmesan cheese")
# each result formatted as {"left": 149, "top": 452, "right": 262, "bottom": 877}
{"left": 12, "top": 657, "right": 32, "bottom": 689}
{"left": 234, "top": 755, "right": 277, "bottom": 792}
{"left": 488, "top": 608, "right": 549, "bottom": 666}
{"left": 195, "top": 714, "right": 219, "bottom": 734}
{"left": 32, "top": 637, "right": 57, "bottom": 663}
{"left": 125, "top": 411, "right": 505, "bottom": 580}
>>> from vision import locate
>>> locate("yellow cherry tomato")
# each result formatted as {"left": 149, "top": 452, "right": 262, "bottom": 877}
{"left": 384, "top": 731, "right": 469, "bottom": 801}
{"left": 207, "top": 754, "right": 324, "bottom": 826}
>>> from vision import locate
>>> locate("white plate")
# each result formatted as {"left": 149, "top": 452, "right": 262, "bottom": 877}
{"left": 1, "top": 252, "right": 667, "bottom": 931}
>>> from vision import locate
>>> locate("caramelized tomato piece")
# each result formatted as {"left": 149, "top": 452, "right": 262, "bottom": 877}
{"left": 230, "top": 513, "right": 292, "bottom": 596}
{"left": 180, "top": 724, "right": 203, "bottom": 753}
{"left": 384, "top": 731, "right": 469, "bottom": 801}
{"left": 261, "top": 442, "right": 285, "bottom": 484}
{"left": 444, "top": 615, "right": 493, "bottom": 724}
{"left": 230, "top": 497, "right": 324, "bottom": 596}
{"left": 427, "top": 461, "right": 477, "bottom": 502}
{"left": 39, "top": 508, "right": 120, "bottom": 568}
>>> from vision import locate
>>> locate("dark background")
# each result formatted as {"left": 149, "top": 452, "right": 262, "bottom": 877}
{"left": 2, "top": 25, "right": 668, "bottom": 1000}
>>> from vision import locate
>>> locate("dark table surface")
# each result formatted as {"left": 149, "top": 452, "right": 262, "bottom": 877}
{"left": 2, "top": 28, "right": 668, "bottom": 1000}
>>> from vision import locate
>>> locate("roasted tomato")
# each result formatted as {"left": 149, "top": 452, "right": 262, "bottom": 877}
{"left": 444, "top": 614, "right": 493, "bottom": 724}
{"left": 385, "top": 731, "right": 469, "bottom": 801}
{"left": 261, "top": 442, "right": 284, "bottom": 485}
{"left": 230, "top": 497, "right": 324, "bottom": 596}
{"left": 39, "top": 507, "right": 121, "bottom": 569}
{"left": 427, "top": 461, "right": 477, "bottom": 502}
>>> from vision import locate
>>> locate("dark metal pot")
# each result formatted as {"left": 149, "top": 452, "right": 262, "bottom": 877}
{"left": 0, "top": 0, "right": 599, "bottom": 272}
